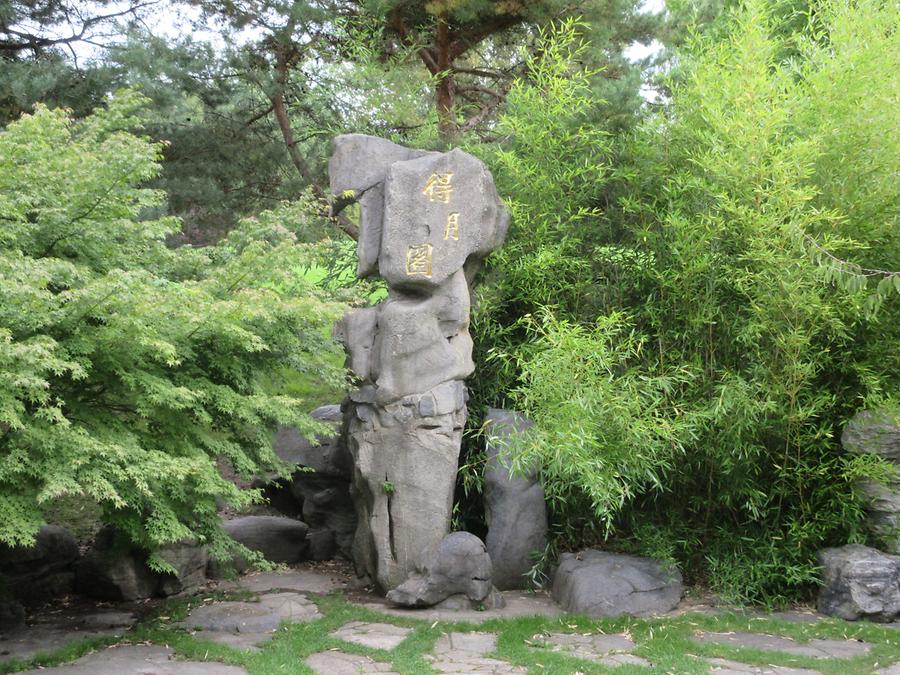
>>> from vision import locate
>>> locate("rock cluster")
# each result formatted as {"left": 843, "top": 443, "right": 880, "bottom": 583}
{"left": 842, "top": 408, "right": 900, "bottom": 553}
{"left": 329, "top": 134, "right": 508, "bottom": 591}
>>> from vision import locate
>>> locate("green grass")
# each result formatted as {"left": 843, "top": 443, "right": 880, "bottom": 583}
{"left": 3, "top": 591, "right": 898, "bottom": 674}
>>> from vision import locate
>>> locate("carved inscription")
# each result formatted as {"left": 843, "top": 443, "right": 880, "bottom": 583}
{"left": 422, "top": 172, "right": 454, "bottom": 203}
{"left": 406, "top": 243, "right": 433, "bottom": 278}
{"left": 444, "top": 212, "right": 460, "bottom": 241}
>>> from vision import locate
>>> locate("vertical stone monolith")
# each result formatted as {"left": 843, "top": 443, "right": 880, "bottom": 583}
{"left": 330, "top": 134, "right": 508, "bottom": 590}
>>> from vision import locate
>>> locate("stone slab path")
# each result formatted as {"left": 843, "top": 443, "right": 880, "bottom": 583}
{"left": 693, "top": 631, "right": 872, "bottom": 658}
{"left": 426, "top": 631, "right": 527, "bottom": 674}
{"left": 0, "top": 609, "right": 136, "bottom": 664}
{"left": 331, "top": 621, "right": 412, "bottom": 650}
{"left": 16, "top": 644, "right": 247, "bottom": 674}
{"left": 180, "top": 591, "right": 320, "bottom": 650}
{"left": 530, "top": 631, "right": 652, "bottom": 668}
{"left": 702, "top": 655, "right": 820, "bottom": 674}
{"left": 306, "top": 650, "right": 400, "bottom": 674}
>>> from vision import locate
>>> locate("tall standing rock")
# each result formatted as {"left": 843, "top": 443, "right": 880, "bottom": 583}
{"left": 483, "top": 409, "right": 548, "bottom": 589}
{"left": 330, "top": 135, "right": 508, "bottom": 591}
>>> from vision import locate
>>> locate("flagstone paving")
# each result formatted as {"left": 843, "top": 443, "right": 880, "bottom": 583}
{"left": 180, "top": 591, "right": 320, "bottom": 650}
{"left": 701, "top": 656, "right": 820, "bottom": 674}
{"left": 0, "top": 609, "right": 136, "bottom": 664}
{"left": 305, "top": 650, "right": 400, "bottom": 674}
{"left": 425, "top": 631, "right": 528, "bottom": 674}
{"left": 529, "top": 631, "right": 652, "bottom": 668}
{"left": 330, "top": 621, "right": 413, "bottom": 650}
{"left": 16, "top": 644, "right": 248, "bottom": 674}
{"left": 692, "top": 631, "right": 872, "bottom": 658}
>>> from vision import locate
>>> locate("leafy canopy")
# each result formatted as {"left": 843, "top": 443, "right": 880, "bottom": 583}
{"left": 0, "top": 91, "right": 345, "bottom": 566}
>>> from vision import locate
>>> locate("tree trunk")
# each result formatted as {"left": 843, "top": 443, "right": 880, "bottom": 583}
{"left": 435, "top": 6, "right": 456, "bottom": 145}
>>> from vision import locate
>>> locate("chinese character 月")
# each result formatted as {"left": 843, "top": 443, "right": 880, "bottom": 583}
{"left": 444, "top": 212, "right": 460, "bottom": 241}
{"left": 422, "top": 172, "right": 454, "bottom": 203}
{"left": 406, "top": 243, "right": 433, "bottom": 278}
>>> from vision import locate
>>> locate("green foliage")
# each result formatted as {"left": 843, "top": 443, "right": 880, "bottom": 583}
{"left": 0, "top": 92, "right": 345, "bottom": 558}
{"left": 470, "top": 2, "right": 899, "bottom": 604}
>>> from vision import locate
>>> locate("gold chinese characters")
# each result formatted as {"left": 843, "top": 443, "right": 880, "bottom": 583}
{"left": 444, "top": 213, "right": 460, "bottom": 241}
{"left": 422, "top": 172, "right": 454, "bottom": 203}
{"left": 406, "top": 243, "right": 433, "bottom": 278}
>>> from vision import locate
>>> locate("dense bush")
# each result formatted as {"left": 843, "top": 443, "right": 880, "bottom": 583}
{"left": 0, "top": 92, "right": 345, "bottom": 569}
{"left": 469, "top": 0, "right": 899, "bottom": 604}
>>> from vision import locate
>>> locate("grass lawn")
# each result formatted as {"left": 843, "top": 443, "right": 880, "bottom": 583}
{"left": 4, "top": 589, "right": 898, "bottom": 674}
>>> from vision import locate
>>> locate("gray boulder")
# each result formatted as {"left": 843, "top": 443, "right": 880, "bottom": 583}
{"left": 552, "top": 550, "right": 683, "bottom": 618}
{"left": 842, "top": 408, "right": 900, "bottom": 553}
{"left": 0, "top": 525, "right": 78, "bottom": 605}
{"left": 817, "top": 544, "right": 900, "bottom": 622}
{"left": 223, "top": 516, "right": 309, "bottom": 565}
{"left": 386, "top": 532, "right": 493, "bottom": 607}
{"left": 273, "top": 404, "right": 351, "bottom": 477}
{"left": 483, "top": 409, "right": 547, "bottom": 590}
{"left": 156, "top": 541, "right": 208, "bottom": 596}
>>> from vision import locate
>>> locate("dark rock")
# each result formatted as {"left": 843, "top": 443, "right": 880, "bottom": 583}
{"left": 76, "top": 548, "right": 159, "bottom": 602}
{"left": 307, "top": 529, "right": 338, "bottom": 561}
{"left": 552, "top": 550, "right": 683, "bottom": 618}
{"left": 386, "top": 532, "right": 493, "bottom": 607}
{"left": 256, "top": 477, "right": 303, "bottom": 518}
{"left": 0, "top": 599, "right": 25, "bottom": 632}
{"left": 223, "top": 516, "right": 309, "bottom": 565}
{"left": 77, "top": 529, "right": 206, "bottom": 600}
{"left": 291, "top": 476, "right": 356, "bottom": 559}
{"left": 817, "top": 544, "right": 900, "bottom": 622}
{"left": 0, "top": 525, "right": 79, "bottom": 605}
{"left": 483, "top": 408, "right": 547, "bottom": 590}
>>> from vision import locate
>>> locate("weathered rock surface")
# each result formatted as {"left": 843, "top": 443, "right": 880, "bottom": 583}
{"left": 222, "top": 516, "right": 309, "bottom": 566}
{"left": 271, "top": 404, "right": 356, "bottom": 559}
{"left": 552, "top": 549, "right": 683, "bottom": 618}
{"left": 483, "top": 409, "right": 547, "bottom": 590}
{"left": 817, "top": 544, "right": 900, "bottom": 622}
{"left": 0, "top": 525, "right": 79, "bottom": 605}
{"left": 76, "top": 529, "right": 206, "bottom": 600}
{"left": 157, "top": 541, "right": 208, "bottom": 596}
{"left": 386, "top": 532, "right": 493, "bottom": 607}
{"left": 329, "top": 135, "right": 439, "bottom": 279}
{"left": 842, "top": 408, "right": 900, "bottom": 552}
{"left": 331, "top": 135, "right": 508, "bottom": 592}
